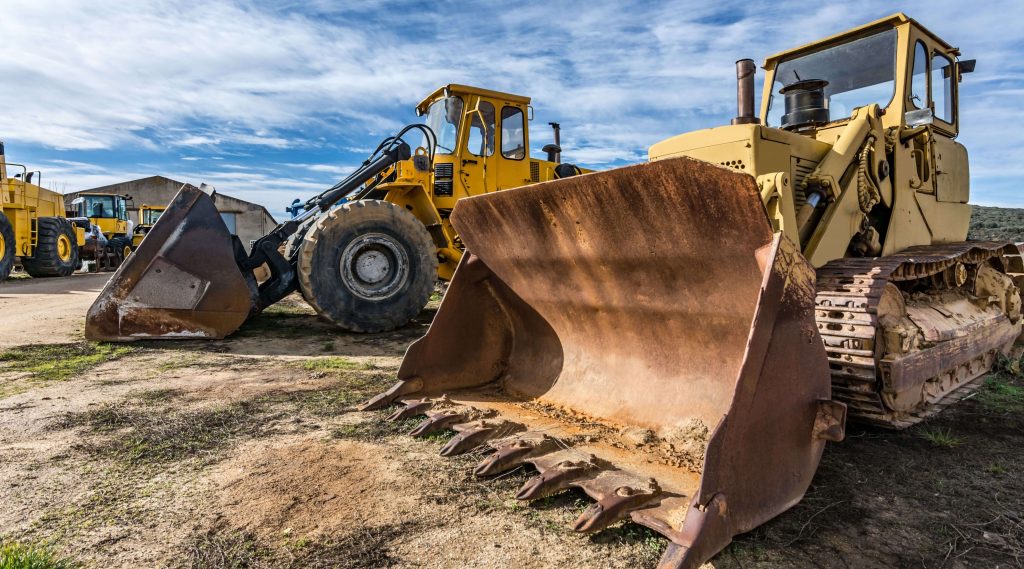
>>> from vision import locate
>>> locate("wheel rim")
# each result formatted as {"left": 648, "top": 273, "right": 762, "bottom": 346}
{"left": 57, "top": 234, "right": 72, "bottom": 262}
{"left": 0, "top": 233, "right": 6, "bottom": 263}
{"left": 123, "top": 245, "right": 132, "bottom": 259}
{"left": 340, "top": 233, "right": 410, "bottom": 300}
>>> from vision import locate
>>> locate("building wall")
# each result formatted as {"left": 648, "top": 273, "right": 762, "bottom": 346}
{"left": 67, "top": 176, "right": 276, "bottom": 252}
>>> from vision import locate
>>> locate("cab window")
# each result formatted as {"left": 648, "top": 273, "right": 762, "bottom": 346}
{"left": 500, "top": 107, "right": 526, "bottom": 160}
{"left": 932, "top": 51, "right": 954, "bottom": 123}
{"left": 465, "top": 101, "right": 495, "bottom": 157}
{"left": 910, "top": 41, "right": 927, "bottom": 109}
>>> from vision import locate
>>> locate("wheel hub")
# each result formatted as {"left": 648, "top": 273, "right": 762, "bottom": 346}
{"left": 340, "top": 233, "right": 410, "bottom": 300}
{"left": 57, "top": 234, "right": 72, "bottom": 262}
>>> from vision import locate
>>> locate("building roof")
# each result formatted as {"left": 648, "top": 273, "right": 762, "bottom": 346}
{"left": 70, "top": 175, "right": 277, "bottom": 224}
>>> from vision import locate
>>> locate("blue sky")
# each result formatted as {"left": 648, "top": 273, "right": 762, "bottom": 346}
{"left": 2, "top": 0, "right": 1022, "bottom": 221}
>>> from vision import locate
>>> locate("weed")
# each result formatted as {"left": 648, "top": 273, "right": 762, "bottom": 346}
{"left": 0, "top": 541, "right": 78, "bottom": 569}
{"left": 984, "top": 462, "right": 1007, "bottom": 475}
{"left": 184, "top": 530, "right": 270, "bottom": 569}
{"left": 302, "top": 357, "right": 377, "bottom": 372}
{"left": 975, "top": 374, "right": 1024, "bottom": 414}
{"left": 131, "top": 388, "right": 185, "bottom": 404}
{"left": 329, "top": 416, "right": 419, "bottom": 442}
{"left": 183, "top": 524, "right": 413, "bottom": 569}
{"left": 0, "top": 343, "right": 136, "bottom": 382}
{"left": 57, "top": 401, "right": 266, "bottom": 465}
{"left": 917, "top": 426, "right": 966, "bottom": 448}
{"left": 321, "top": 342, "right": 334, "bottom": 352}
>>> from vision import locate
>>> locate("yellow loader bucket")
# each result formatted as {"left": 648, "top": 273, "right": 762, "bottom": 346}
{"left": 86, "top": 185, "right": 256, "bottom": 341}
{"left": 364, "top": 157, "right": 846, "bottom": 568}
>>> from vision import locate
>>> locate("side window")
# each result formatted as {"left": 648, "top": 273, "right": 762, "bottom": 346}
{"left": 931, "top": 51, "right": 954, "bottom": 123}
{"left": 910, "top": 41, "right": 927, "bottom": 109}
{"left": 465, "top": 101, "right": 495, "bottom": 157}
{"left": 500, "top": 107, "right": 525, "bottom": 160}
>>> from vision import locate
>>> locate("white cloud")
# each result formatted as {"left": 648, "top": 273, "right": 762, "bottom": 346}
{"left": 3, "top": 0, "right": 1024, "bottom": 207}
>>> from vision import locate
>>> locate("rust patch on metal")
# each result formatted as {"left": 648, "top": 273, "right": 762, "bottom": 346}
{"left": 85, "top": 185, "right": 256, "bottom": 341}
{"left": 366, "top": 157, "right": 841, "bottom": 568}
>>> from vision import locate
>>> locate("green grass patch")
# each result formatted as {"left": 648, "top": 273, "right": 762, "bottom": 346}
{"left": 302, "top": 357, "right": 378, "bottom": 372}
{"left": 0, "top": 342, "right": 136, "bottom": 382}
{"left": 917, "top": 426, "right": 966, "bottom": 448}
{"left": 57, "top": 401, "right": 267, "bottom": 466}
{"left": 0, "top": 540, "right": 78, "bottom": 569}
{"left": 975, "top": 374, "right": 1024, "bottom": 414}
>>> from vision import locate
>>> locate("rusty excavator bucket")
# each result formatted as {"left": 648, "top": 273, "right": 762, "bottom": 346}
{"left": 86, "top": 185, "right": 257, "bottom": 341}
{"left": 364, "top": 157, "right": 847, "bottom": 568}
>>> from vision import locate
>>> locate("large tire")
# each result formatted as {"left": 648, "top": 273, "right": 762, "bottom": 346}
{"left": 297, "top": 200, "right": 437, "bottom": 333}
{"left": 0, "top": 212, "right": 15, "bottom": 281}
{"left": 108, "top": 236, "right": 133, "bottom": 267}
{"left": 21, "top": 217, "right": 79, "bottom": 277}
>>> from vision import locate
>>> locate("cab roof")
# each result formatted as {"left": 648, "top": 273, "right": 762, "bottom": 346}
{"left": 764, "top": 13, "right": 956, "bottom": 67}
{"left": 416, "top": 84, "right": 531, "bottom": 114}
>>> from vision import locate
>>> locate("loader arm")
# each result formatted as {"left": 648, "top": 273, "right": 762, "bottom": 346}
{"left": 86, "top": 138, "right": 414, "bottom": 341}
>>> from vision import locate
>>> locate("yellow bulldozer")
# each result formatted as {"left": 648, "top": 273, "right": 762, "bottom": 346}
{"left": 68, "top": 191, "right": 135, "bottom": 271}
{"left": 350, "top": 13, "right": 1016, "bottom": 569}
{"left": 0, "top": 142, "right": 85, "bottom": 281}
{"left": 85, "top": 85, "right": 585, "bottom": 339}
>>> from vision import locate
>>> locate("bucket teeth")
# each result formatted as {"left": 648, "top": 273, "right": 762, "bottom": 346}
{"left": 387, "top": 398, "right": 433, "bottom": 422}
{"left": 439, "top": 420, "right": 522, "bottom": 457}
{"left": 473, "top": 433, "right": 557, "bottom": 477}
{"left": 571, "top": 475, "right": 662, "bottom": 533}
{"left": 515, "top": 452, "right": 598, "bottom": 501}
{"left": 409, "top": 410, "right": 466, "bottom": 437}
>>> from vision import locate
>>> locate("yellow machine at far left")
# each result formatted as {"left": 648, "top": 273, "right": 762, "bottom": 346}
{"left": 0, "top": 141, "right": 85, "bottom": 281}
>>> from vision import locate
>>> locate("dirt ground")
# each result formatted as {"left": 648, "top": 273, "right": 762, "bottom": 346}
{"left": 1, "top": 274, "right": 1022, "bottom": 568}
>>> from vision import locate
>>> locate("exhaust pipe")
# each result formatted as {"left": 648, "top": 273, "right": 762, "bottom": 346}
{"left": 731, "top": 59, "right": 759, "bottom": 125}
{"left": 543, "top": 122, "right": 562, "bottom": 163}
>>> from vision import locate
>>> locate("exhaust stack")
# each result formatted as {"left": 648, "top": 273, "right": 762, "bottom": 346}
{"left": 731, "top": 59, "right": 759, "bottom": 125}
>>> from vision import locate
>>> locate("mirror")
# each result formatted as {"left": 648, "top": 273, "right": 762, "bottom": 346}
{"left": 905, "top": 108, "right": 934, "bottom": 127}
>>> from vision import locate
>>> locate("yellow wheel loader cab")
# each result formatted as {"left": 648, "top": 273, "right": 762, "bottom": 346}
{"left": 87, "top": 85, "right": 589, "bottom": 340}
{"left": 132, "top": 205, "right": 165, "bottom": 248}
{"left": 72, "top": 192, "right": 134, "bottom": 271}
{"left": 362, "top": 13, "right": 1015, "bottom": 569}
{"left": 1, "top": 142, "right": 84, "bottom": 281}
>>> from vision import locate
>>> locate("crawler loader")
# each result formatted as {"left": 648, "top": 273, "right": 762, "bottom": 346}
{"left": 0, "top": 142, "right": 85, "bottom": 281}
{"left": 85, "top": 85, "right": 585, "bottom": 340}
{"left": 360, "top": 14, "right": 1020, "bottom": 569}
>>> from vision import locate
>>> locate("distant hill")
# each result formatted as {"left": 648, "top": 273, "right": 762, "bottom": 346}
{"left": 970, "top": 205, "right": 1024, "bottom": 243}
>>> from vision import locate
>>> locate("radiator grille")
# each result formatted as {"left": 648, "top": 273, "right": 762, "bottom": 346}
{"left": 530, "top": 161, "right": 540, "bottom": 182}
{"left": 791, "top": 158, "right": 816, "bottom": 208}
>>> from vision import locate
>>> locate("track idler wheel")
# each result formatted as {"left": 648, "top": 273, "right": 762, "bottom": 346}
{"left": 297, "top": 200, "right": 437, "bottom": 333}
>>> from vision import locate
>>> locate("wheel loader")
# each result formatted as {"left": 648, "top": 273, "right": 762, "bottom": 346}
{"left": 131, "top": 204, "right": 165, "bottom": 248}
{"left": 359, "top": 14, "right": 1020, "bottom": 569}
{"left": 69, "top": 191, "right": 135, "bottom": 271}
{"left": 85, "top": 85, "right": 586, "bottom": 340}
{"left": 0, "top": 142, "right": 85, "bottom": 281}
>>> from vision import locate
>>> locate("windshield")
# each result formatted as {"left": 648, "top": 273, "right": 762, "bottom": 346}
{"left": 767, "top": 28, "right": 897, "bottom": 127}
{"left": 424, "top": 96, "right": 463, "bottom": 154}
{"left": 83, "top": 195, "right": 116, "bottom": 219}
{"left": 142, "top": 208, "right": 163, "bottom": 225}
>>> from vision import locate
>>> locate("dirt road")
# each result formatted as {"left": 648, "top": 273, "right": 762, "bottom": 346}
{"left": 0, "top": 274, "right": 110, "bottom": 349}
{"left": 1, "top": 276, "right": 1022, "bottom": 568}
